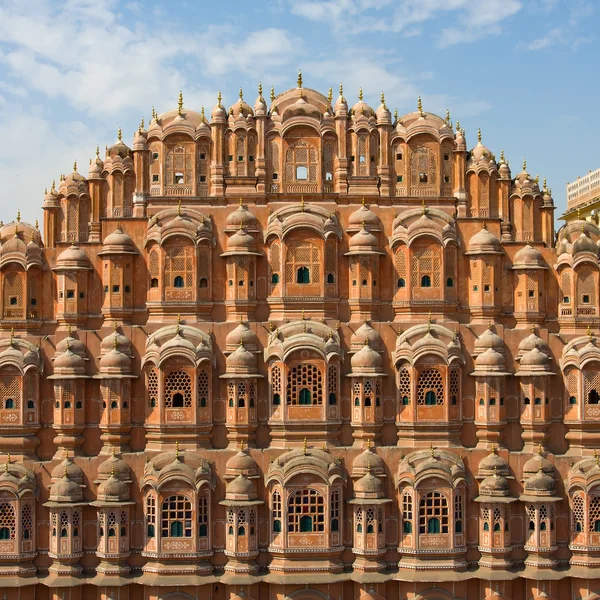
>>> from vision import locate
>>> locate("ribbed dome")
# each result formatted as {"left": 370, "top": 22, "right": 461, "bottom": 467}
{"left": 524, "top": 466, "right": 556, "bottom": 494}
{"left": 467, "top": 225, "right": 501, "bottom": 254}
{"left": 49, "top": 471, "right": 83, "bottom": 503}
{"left": 97, "top": 474, "right": 129, "bottom": 501}
{"left": 51, "top": 457, "right": 84, "bottom": 483}
{"left": 0, "top": 236, "right": 26, "bottom": 257}
{"left": 54, "top": 348, "right": 86, "bottom": 372}
{"left": 478, "top": 448, "right": 510, "bottom": 478}
{"left": 354, "top": 471, "right": 384, "bottom": 497}
{"left": 470, "top": 138, "right": 494, "bottom": 162}
{"left": 479, "top": 472, "right": 510, "bottom": 496}
{"left": 523, "top": 450, "right": 555, "bottom": 478}
{"left": 573, "top": 230, "right": 598, "bottom": 255}
{"left": 351, "top": 341, "right": 382, "bottom": 372}
{"left": 226, "top": 203, "right": 257, "bottom": 230}
{"left": 97, "top": 454, "right": 130, "bottom": 481}
{"left": 518, "top": 329, "right": 550, "bottom": 357}
{"left": 348, "top": 204, "right": 379, "bottom": 228}
{"left": 520, "top": 347, "right": 551, "bottom": 368}
{"left": 474, "top": 327, "right": 504, "bottom": 354}
{"left": 226, "top": 449, "right": 258, "bottom": 478}
{"left": 352, "top": 446, "right": 385, "bottom": 477}
{"left": 99, "top": 347, "right": 131, "bottom": 372}
{"left": 226, "top": 343, "right": 257, "bottom": 374}
{"left": 475, "top": 347, "right": 506, "bottom": 369}
{"left": 226, "top": 228, "right": 256, "bottom": 252}
{"left": 349, "top": 227, "right": 378, "bottom": 249}
{"left": 101, "top": 226, "right": 136, "bottom": 254}
{"left": 55, "top": 245, "right": 90, "bottom": 269}
{"left": 226, "top": 474, "right": 256, "bottom": 500}
{"left": 56, "top": 334, "right": 86, "bottom": 356}
{"left": 350, "top": 322, "right": 382, "bottom": 352}
{"left": 100, "top": 329, "right": 132, "bottom": 355}
{"left": 513, "top": 244, "right": 546, "bottom": 269}
{"left": 351, "top": 94, "right": 374, "bottom": 119}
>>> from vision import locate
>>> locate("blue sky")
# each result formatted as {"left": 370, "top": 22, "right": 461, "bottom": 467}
{"left": 0, "top": 0, "right": 597, "bottom": 224}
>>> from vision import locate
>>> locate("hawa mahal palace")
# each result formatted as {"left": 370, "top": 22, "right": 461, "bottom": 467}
{"left": 1, "top": 75, "right": 600, "bottom": 600}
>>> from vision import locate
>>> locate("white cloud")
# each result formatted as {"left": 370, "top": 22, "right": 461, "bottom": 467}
{"left": 290, "top": 0, "right": 522, "bottom": 43}
{"left": 528, "top": 27, "right": 564, "bottom": 50}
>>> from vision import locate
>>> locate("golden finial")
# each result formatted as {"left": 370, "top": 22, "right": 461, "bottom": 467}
{"left": 4, "top": 459, "right": 8, "bottom": 473}
{"left": 113, "top": 334, "right": 118, "bottom": 351}
{"left": 427, "top": 311, "right": 432, "bottom": 333}
{"left": 65, "top": 337, "right": 70, "bottom": 351}
{"left": 200, "top": 105, "right": 205, "bottom": 121}
{"left": 112, "top": 446, "right": 116, "bottom": 457}
{"left": 297, "top": 70, "right": 303, "bottom": 88}
{"left": 35, "top": 219, "right": 39, "bottom": 230}
{"left": 487, "top": 320, "right": 492, "bottom": 330}
{"left": 303, "top": 438, "right": 308, "bottom": 455}
{"left": 302, "top": 308, "right": 306, "bottom": 320}
{"left": 178, "top": 90, "right": 183, "bottom": 115}
{"left": 44, "top": 187, "right": 47, "bottom": 195}
{"left": 596, "top": 451, "right": 599, "bottom": 467}
{"left": 500, "top": 149, "right": 505, "bottom": 163}
{"left": 217, "top": 91, "right": 222, "bottom": 107}
{"left": 339, "top": 82, "right": 344, "bottom": 100}
{"left": 477, "top": 128, "right": 482, "bottom": 143}
{"left": 522, "top": 158, "right": 527, "bottom": 171}
{"left": 588, "top": 325, "right": 593, "bottom": 340}
{"left": 381, "top": 91, "right": 386, "bottom": 108}
{"left": 491, "top": 444, "right": 496, "bottom": 454}
{"left": 140, "top": 117, "right": 145, "bottom": 130}
{"left": 117, "top": 127, "right": 122, "bottom": 142}
{"left": 258, "top": 81, "right": 263, "bottom": 99}
{"left": 9, "top": 328, "right": 14, "bottom": 347}
{"left": 52, "top": 179, "right": 56, "bottom": 190}
{"left": 422, "top": 198, "right": 426, "bottom": 215}
{"left": 535, "top": 174, "right": 540, "bottom": 184}
{"left": 14, "top": 222, "right": 18, "bottom": 235}
{"left": 64, "top": 465, "right": 68, "bottom": 478}
{"left": 538, "top": 458, "right": 544, "bottom": 472}
{"left": 394, "top": 108, "right": 398, "bottom": 122}
{"left": 417, "top": 96, "right": 423, "bottom": 116}
{"left": 177, "top": 199, "right": 181, "bottom": 216}
{"left": 303, "top": 321, "right": 307, "bottom": 334}
{"left": 543, "top": 177, "right": 547, "bottom": 191}
{"left": 67, "top": 323, "right": 72, "bottom": 336}
{"left": 111, "top": 465, "right": 116, "bottom": 477}
{"left": 537, "top": 443, "right": 542, "bottom": 455}
{"left": 65, "top": 449, "right": 69, "bottom": 459}
{"left": 366, "top": 438, "right": 372, "bottom": 449}
{"left": 327, "top": 86, "right": 332, "bottom": 105}
{"left": 445, "top": 109, "right": 450, "bottom": 124}
{"left": 16, "top": 210, "right": 21, "bottom": 223}
{"left": 300, "top": 196, "right": 305, "bottom": 212}
{"left": 358, "top": 88, "right": 363, "bottom": 102}
{"left": 455, "top": 120, "right": 461, "bottom": 133}
{"left": 429, "top": 442, "right": 434, "bottom": 458}
{"left": 175, "top": 440, "right": 180, "bottom": 458}
{"left": 270, "top": 86, "right": 275, "bottom": 103}
{"left": 177, "top": 313, "right": 181, "bottom": 325}
{"left": 73, "top": 160, "right": 77, "bottom": 173}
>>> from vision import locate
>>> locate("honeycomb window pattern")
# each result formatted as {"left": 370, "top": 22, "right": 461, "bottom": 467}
{"left": 419, "top": 492, "right": 449, "bottom": 534}
{"left": 161, "top": 495, "right": 192, "bottom": 538}
{"left": 0, "top": 503, "right": 15, "bottom": 540}
{"left": 417, "top": 368, "right": 444, "bottom": 405}
{"left": 286, "top": 364, "right": 323, "bottom": 405}
{"left": 287, "top": 489, "right": 325, "bottom": 533}
{"left": 164, "top": 371, "right": 192, "bottom": 408}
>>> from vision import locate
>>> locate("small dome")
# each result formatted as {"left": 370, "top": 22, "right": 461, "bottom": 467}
{"left": 226, "top": 449, "right": 258, "bottom": 478}
{"left": 101, "top": 226, "right": 136, "bottom": 253}
{"left": 513, "top": 244, "right": 546, "bottom": 269}
{"left": 100, "top": 329, "right": 131, "bottom": 355}
{"left": 0, "top": 235, "right": 26, "bottom": 258}
{"left": 51, "top": 457, "right": 84, "bottom": 484}
{"left": 475, "top": 347, "right": 506, "bottom": 370}
{"left": 478, "top": 448, "right": 510, "bottom": 478}
{"left": 54, "top": 348, "right": 86, "bottom": 372}
{"left": 470, "top": 136, "right": 494, "bottom": 162}
{"left": 354, "top": 471, "right": 384, "bottom": 497}
{"left": 226, "top": 203, "right": 258, "bottom": 230}
{"left": 49, "top": 471, "right": 83, "bottom": 503}
{"left": 226, "top": 474, "right": 256, "bottom": 500}
{"left": 226, "top": 343, "right": 257, "bottom": 374}
{"left": 352, "top": 446, "right": 385, "bottom": 477}
{"left": 523, "top": 450, "right": 555, "bottom": 479}
{"left": 97, "top": 454, "right": 130, "bottom": 481}
{"left": 350, "top": 90, "right": 374, "bottom": 119}
{"left": 99, "top": 347, "right": 131, "bottom": 372}
{"left": 350, "top": 322, "right": 382, "bottom": 352}
{"left": 348, "top": 204, "right": 379, "bottom": 228}
{"left": 573, "top": 230, "right": 598, "bottom": 255}
{"left": 520, "top": 347, "right": 551, "bottom": 368}
{"left": 56, "top": 334, "right": 86, "bottom": 357}
{"left": 88, "top": 155, "right": 104, "bottom": 177}
{"left": 225, "top": 321, "right": 258, "bottom": 353}
{"left": 226, "top": 228, "right": 256, "bottom": 252}
{"left": 467, "top": 225, "right": 501, "bottom": 254}
{"left": 348, "top": 227, "right": 378, "bottom": 250}
{"left": 254, "top": 90, "right": 267, "bottom": 116}
{"left": 375, "top": 94, "right": 391, "bottom": 123}
{"left": 229, "top": 90, "right": 253, "bottom": 118}
{"left": 107, "top": 131, "right": 131, "bottom": 159}
{"left": 211, "top": 94, "right": 227, "bottom": 121}
{"left": 97, "top": 474, "right": 129, "bottom": 501}
{"left": 524, "top": 466, "right": 556, "bottom": 495}
{"left": 518, "top": 329, "right": 550, "bottom": 357}
{"left": 55, "top": 245, "right": 90, "bottom": 269}
{"left": 351, "top": 341, "right": 382, "bottom": 372}
{"left": 479, "top": 472, "right": 510, "bottom": 496}
{"left": 474, "top": 327, "right": 504, "bottom": 355}
{"left": 334, "top": 86, "right": 348, "bottom": 114}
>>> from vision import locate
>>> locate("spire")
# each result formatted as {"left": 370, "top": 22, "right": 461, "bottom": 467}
{"left": 303, "top": 437, "right": 307, "bottom": 456}
{"left": 270, "top": 86, "right": 275, "bottom": 103}
{"left": 217, "top": 91, "right": 222, "bottom": 107}
{"left": 394, "top": 108, "right": 399, "bottom": 123}
{"left": 500, "top": 149, "right": 505, "bottom": 163}
{"left": 178, "top": 90, "right": 183, "bottom": 115}
{"left": 297, "top": 69, "right": 303, "bottom": 88}
{"left": 177, "top": 199, "right": 181, "bottom": 216}
{"left": 417, "top": 96, "right": 423, "bottom": 116}
{"left": 358, "top": 87, "right": 363, "bottom": 101}
{"left": 16, "top": 210, "right": 21, "bottom": 223}
{"left": 9, "top": 328, "right": 14, "bottom": 347}
{"left": 339, "top": 82, "right": 344, "bottom": 101}
{"left": 422, "top": 198, "right": 426, "bottom": 215}
{"left": 327, "top": 86, "right": 333, "bottom": 105}
{"left": 522, "top": 158, "right": 527, "bottom": 171}
{"left": 427, "top": 311, "right": 432, "bottom": 333}
{"left": 117, "top": 127, "right": 122, "bottom": 142}
{"left": 429, "top": 442, "right": 434, "bottom": 458}
{"left": 175, "top": 440, "right": 180, "bottom": 459}
{"left": 258, "top": 81, "right": 263, "bottom": 99}
{"left": 201, "top": 105, "right": 205, "bottom": 121}
{"left": 239, "top": 87, "right": 243, "bottom": 101}
{"left": 445, "top": 109, "right": 450, "bottom": 125}
{"left": 73, "top": 160, "right": 77, "bottom": 173}
{"left": 477, "top": 128, "right": 482, "bottom": 143}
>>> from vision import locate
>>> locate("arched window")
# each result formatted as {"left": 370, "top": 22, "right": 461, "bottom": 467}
{"left": 412, "top": 246, "right": 441, "bottom": 289}
{"left": 419, "top": 491, "right": 449, "bottom": 534}
{"left": 421, "top": 275, "right": 431, "bottom": 287}
{"left": 161, "top": 495, "right": 192, "bottom": 538}
{"left": 173, "top": 275, "right": 184, "bottom": 288}
{"left": 417, "top": 368, "right": 444, "bottom": 405}
{"left": 164, "top": 246, "right": 194, "bottom": 289}
{"left": 297, "top": 266, "right": 310, "bottom": 284}
{"left": 288, "top": 489, "right": 324, "bottom": 533}
{"left": 164, "top": 370, "right": 192, "bottom": 408}
{"left": 285, "top": 241, "right": 320, "bottom": 286}
{"left": 272, "top": 490, "right": 282, "bottom": 534}
{"left": 330, "top": 489, "right": 340, "bottom": 532}
{"left": 402, "top": 493, "right": 413, "bottom": 534}
{"left": 198, "top": 493, "right": 209, "bottom": 538}
{"left": 286, "top": 364, "right": 323, "bottom": 405}
{"left": 146, "top": 495, "right": 156, "bottom": 538}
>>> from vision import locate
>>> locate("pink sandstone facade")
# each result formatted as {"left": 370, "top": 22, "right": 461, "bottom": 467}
{"left": 0, "top": 79, "right": 599, "bottom": 600}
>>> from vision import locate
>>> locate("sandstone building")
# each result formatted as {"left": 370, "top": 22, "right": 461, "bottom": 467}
{"left": 1, "top": 78, "right": 600, "bottom": 600}
{"left": 563, "top": 167, "right": 600, "bottom": 225}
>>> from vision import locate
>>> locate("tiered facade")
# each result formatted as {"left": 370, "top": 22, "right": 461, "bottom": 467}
{"left": 1, "top": 80, "right": 600, "bottom": 600}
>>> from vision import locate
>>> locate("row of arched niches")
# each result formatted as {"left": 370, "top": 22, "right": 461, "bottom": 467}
{"left": 1, "top": 84, "right": 600, "bottom": 596}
